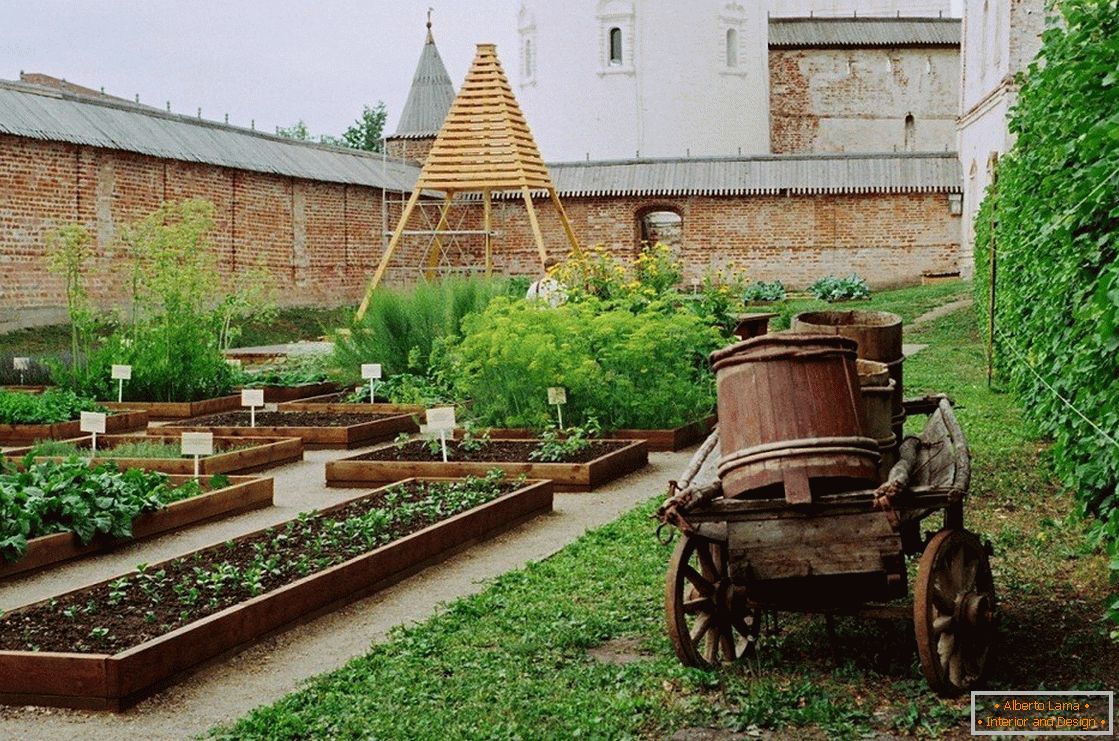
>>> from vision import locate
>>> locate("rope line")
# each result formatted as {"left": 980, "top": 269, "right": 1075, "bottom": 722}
{"left": 994, "top": 325, "right": 1119, "bottom": 450}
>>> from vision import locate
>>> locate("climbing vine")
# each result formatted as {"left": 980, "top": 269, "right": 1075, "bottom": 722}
{"left": 972, "top": 0, "right": 1119, "bottom": 630}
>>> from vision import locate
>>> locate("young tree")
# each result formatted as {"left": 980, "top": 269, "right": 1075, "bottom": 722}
{"left": 276, "top": 120, "right": 312, "bottom": 141}
{"left": 339, "top": 103, "right": 387, "bottom": 152}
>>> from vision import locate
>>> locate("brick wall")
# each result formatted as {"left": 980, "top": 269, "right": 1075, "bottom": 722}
{"left": 0, "top": 134, "right": 388, "bottom": 330}
{"left": 770, "top": 46, "right": 960, "bottom": 154}
{"left": 1, "top": 132, "right": 960, "bottom": 330}
{"left": 384, "top": 137, "right": 436, "bottom": 166}
{"left": 443, "top": 192, "right": 960, "bottom": 287}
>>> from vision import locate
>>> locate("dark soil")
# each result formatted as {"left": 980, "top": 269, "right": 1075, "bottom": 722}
{"left": 0, "top": 480, "right": 518, "bottom": 655}
{"left": 169, "top": 410, "right": 396, "bottom": 427}
{"left": 354, "top": 439, "right": 626, "bottom": 464}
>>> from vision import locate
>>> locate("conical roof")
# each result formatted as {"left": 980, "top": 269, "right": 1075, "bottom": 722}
{"left": 392, "top": 21, "right": 456, "bottom": 139}
{"left": 417, "top": 44, "right": 555, "bottom": 192}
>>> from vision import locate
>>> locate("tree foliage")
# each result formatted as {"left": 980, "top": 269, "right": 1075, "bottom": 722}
{"left": 972, "top": 0, "right": 1119, "bottom": 630}
{"left": 276, "top": 102, "right": 387, "bottom": 152}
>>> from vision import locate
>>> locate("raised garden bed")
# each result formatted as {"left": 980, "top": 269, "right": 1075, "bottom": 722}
{"left": 326, "top": 439, "right": 648, "bottom": 492}
{"left": 101, "top": 394, "right": 241, "bottom": 421}
{"left": 456, "top": 416, "right": 716, "bottom": 453}
{"left": 0, "top": 475, "right": 274, "bottom": 581}
{"left": 250, "top": 381, "right": 340, "bottom": 404}
{"left": 0, "top": 409, "right": 149, "bottom": 446}
{"left": 169, "top": 410, "right": 418, "bottom": 449}
{"left": 4, "top": 434, "right": 303, "bottom": 475}
{"left": 278, "top": 391, "right": 424, "bottom": 416}
{"left": 0, "top": 476, "right": 552, "bottom": 710}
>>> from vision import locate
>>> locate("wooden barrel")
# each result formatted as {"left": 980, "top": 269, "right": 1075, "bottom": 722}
{"left": 791, "top": 310, "right": 905, "bottom": 443}
{"left": 857, "top": 359, "right": 898, "bottom": 481}
{"left": 710, "top": 334, "right": 880, "bottom": 504}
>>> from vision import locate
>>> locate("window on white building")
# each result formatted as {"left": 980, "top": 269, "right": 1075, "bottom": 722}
{"left": 725, "top": 28, "right": 738, "bottom": 67}
{"left": 525, "top": 39, "right": 535, "bottom": 78}
{"left": 609, "top": 27, "right": 623, "bottom": 65}
{"left": 904, "top": 114, "right": 915, "bottom": 151}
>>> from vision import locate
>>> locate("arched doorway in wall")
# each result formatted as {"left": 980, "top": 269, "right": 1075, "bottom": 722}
{"left": 637, "top": 205, "right": 683, "bottom": 253}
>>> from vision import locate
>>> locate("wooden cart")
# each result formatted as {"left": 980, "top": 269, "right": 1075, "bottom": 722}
{"left": 658, "top": 396, "right": 995, "bottom": 697}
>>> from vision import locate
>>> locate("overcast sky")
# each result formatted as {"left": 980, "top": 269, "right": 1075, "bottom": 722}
{"left": 1, "top": 1, "right": 519, "bottom": 139}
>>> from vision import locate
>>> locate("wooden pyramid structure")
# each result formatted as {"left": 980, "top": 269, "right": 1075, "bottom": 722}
{"left": 357, "top": 43, "right": 580, "bottom": 318}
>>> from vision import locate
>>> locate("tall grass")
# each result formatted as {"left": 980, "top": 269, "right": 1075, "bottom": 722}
{"left": 330, "top": 277, "right": 515, "bottom": 382}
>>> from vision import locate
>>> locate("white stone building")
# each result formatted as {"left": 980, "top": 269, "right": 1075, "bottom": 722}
{"left": 956, "top": 0, "right": 1044, "bottom": 275}
{"left": 516, "top": 0, "right": 957, "bottom": 162}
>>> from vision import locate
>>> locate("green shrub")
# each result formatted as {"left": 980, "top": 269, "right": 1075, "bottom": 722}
{"left": 50, "top": 200, "right": 272, "bottom": 403}
{"left": 331, "top": 277, "right": 514, "bottom": 382}
{"left": 970, "top": 1, "right": 1119, "bottom": 630}
{"left": 809, "top": 274, "right": 871, "bottom": 302}
{"left": 452, "top": 297, "right": 721, "bottom": 430}
{"left": 0, "top": 388, "right": 104, "bottom": 425}
{"left": 743, "top": 280, "right": 787, "bottom": 304}
{"left": 237, "top": 354, "right": 332, "bottom": 387}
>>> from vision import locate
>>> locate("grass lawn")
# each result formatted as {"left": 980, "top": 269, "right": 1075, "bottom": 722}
{"left": 214, "top": 282, "right": 1115, "bottom": 739}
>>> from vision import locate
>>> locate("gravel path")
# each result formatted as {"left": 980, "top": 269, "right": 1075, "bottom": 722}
{"left": 0, "top": 441, "right": 688, "bottom": 740}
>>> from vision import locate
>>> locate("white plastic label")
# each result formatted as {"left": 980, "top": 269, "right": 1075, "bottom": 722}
{"left": 425, "top": 406, "right": 456, "bottom": 431}
{"left": 12, "top": 357, "right": 30, "bottom": 371}
{"left": 241, "top": 389, "right": 265, "bottom": 407}
{"left": 181, "top": 432, "right": 214, "bottom": 456}
{"left": 111, "top": 364, "right": 132, "bottom": 380}
{"left": 226, "top": 358, "right": 243, "bottom": 368}
{"left": 548, "top": 387, "right": 567, "bottom": 405}
{"left": 361, "top": 363, "right": 383, "bottom": 380}
{"left": 80, "top": 411, "right": 107, "bottom": 434}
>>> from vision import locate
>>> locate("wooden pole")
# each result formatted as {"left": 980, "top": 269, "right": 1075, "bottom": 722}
{"left": 521, "top": 186, "right": 549, "bottom": 269}
{"left": 548, "top": 188, "right": 581, "bottom": 255}
{"left": 483, "top": 189, "right": 493, "bottom": 276}
{"left": 357, "top": 188, "right": 422, "bottom": 321}
{"left": 986, "top": 160, "right": 999, "bottom": 388}
{"left": 424, "top": 192, "right": 455, "bottom": 280}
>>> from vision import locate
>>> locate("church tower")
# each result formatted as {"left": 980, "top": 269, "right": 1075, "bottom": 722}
{"left": 384, "top": 12, "right": 456, "bottom": 164}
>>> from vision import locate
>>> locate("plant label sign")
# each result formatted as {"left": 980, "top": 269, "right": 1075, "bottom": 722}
{"left": 13, "top": 357, "right": 29, "bottom": 384}
{"left": 80, "top": 411, "right": 107, "bottom": 453}
{"left": 362, "top": 363, "right": 382, "bottom": 404}
{"left": 111, "top": 364, "right": 132, "bottom": 402}
{"left": 425, "top": 406, "right": 455, "bottom": 462}
{"left": 181, "top": 431, "right": 214, "bottom": 478}
{"left": 181, "top": 432, "right": 214, "bottom": 456}
{"left": 226, "top": 358, "right": 242, "bottom": 369}
{"left": 241, "top": 389, "right": 265, "bottom": 427}
{"left": 548, "top": 387, "right": 567, "bottom": 429}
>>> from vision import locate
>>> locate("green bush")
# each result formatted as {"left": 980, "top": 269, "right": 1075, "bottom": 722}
{"left": 809, "top": 274, "right": 871, "bottom": 302}
{"left": 331, "top": 277, "right": 514, "bottom": 382}
{"left": 452, "top": 297, "right": 721, "bottom": 430}
{"left": 743, "top": 280, "right": 787, "bottom": 304}
{"left": 971, "top": 1, "right": 1119, "bottom": 631}
{"left": 0, "top": 388, "right": 104, "bottom": 425}
{"left": 50, "top": 200, "right": 271, "bottom": 403}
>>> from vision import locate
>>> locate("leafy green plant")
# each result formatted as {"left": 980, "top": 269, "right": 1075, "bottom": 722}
{"left": 44, "top": 224, "right": 98, "bottom": 387}
{"left": 331, "top": 277, "right": 514, "bottom": 383}
{"left": 529, "top": 422, "right": 600, "bottom": 462}
{"left": 0, "top": 388, "right": 104, "bottom": 425}
{"left": 0, "top": 459, "right": 204, "bottom": 563}
{"left": 743, "top": 280, "right": 787, "bottom": 304}
{"left": 809, "top": 274, "right": 871, "bottom": 302}
{"left": 27, "top": 439, "right": 248, "bottom": 460}
{"left": 452, "top": 297, "right": 721, "bottom": 430}
{"left": 970, "top": 0, "right": 1119, "bottom": 628}
{"left": 237, "top": 354, "right": 332, "bottom": 387}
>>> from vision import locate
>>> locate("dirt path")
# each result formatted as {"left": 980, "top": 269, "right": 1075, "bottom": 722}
{"left": 910, "top": 297, "right": 973, "bottom": 326}
{"left": 0, "top": 443, "right": 689, "bottom": 740}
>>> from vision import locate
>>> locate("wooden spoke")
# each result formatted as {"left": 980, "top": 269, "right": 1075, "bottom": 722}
{"left": 915, "top": 529, "right": 997, "bottom": 697}
{"left": 666, "top": 535, "right": 756, "bottom": 671}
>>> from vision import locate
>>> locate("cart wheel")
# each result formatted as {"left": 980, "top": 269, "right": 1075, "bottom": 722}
{"left": 914, "top": 529, "right": 996, "bottom": 696}
{"left": 665, "top": 534, "right": 760, "bottom": 669}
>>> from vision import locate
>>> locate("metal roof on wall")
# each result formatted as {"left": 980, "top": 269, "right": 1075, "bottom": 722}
{"left": 543, "top": 153, "right": 961, "bottom": 197}
{"left": 769, "top": 17, "right": 961, "bottom": 48}
{"left": 0, "top": 81, "right": 419, "bottom": 192}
